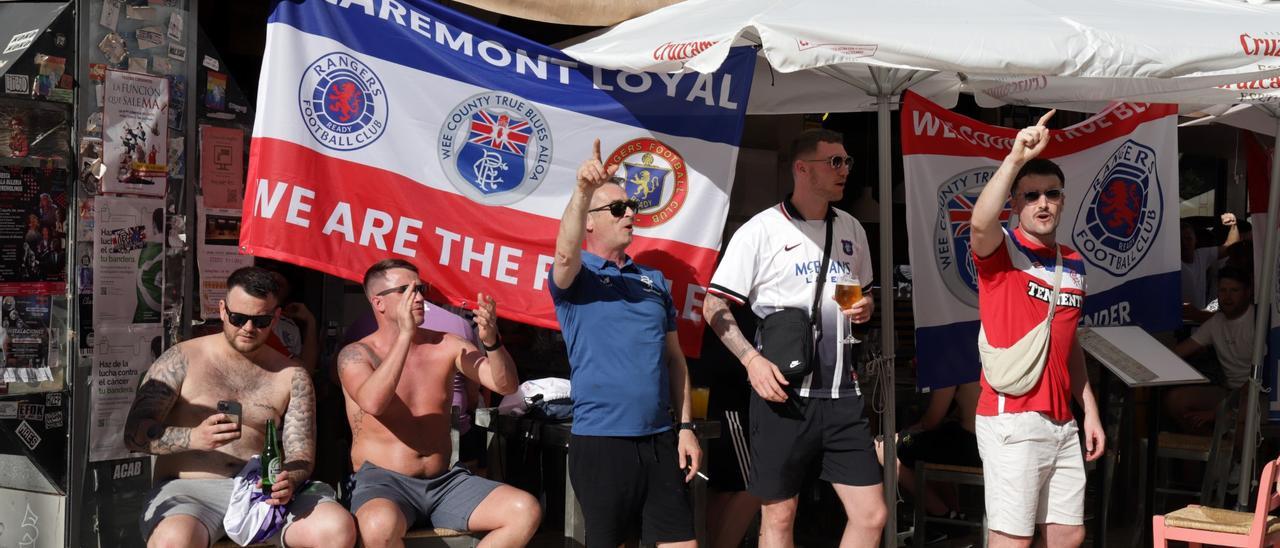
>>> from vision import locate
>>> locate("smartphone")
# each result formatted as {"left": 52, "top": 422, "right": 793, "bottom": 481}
{"left": 216, "top": 400, "right": 242, "bottom": 430}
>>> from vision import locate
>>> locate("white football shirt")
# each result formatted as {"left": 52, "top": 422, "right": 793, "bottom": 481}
{"left": 709, "top": 200, "right": 874, "bottom": 398}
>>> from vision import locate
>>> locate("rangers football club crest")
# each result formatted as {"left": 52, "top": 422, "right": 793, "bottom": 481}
{"left": 933, "top": 167, "right": 1011, "bottom": 307}
{"left": 842, "top": 240, "right": 854, "bottom": 255}
{"left": 1072, "top": 139, "right": 1163, "bottom": 277}
{"left": 297, "top": 52, "right": 388, "bottom": 151}
{"left": 438, "top": 92, "right": 553, "bottom": 205}
{"left": 607, "top": 138, "right": 689, "bottom": 228}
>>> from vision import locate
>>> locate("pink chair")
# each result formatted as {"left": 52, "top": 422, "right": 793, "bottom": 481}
{"left": 1152, "top": 454, "right": 1280, "bottom": 547}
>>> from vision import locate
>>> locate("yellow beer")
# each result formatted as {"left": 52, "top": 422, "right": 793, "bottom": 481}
{"left": 834, "top": 282, "right": 862, "bottom": 309}
{"left": 691, "top": 387, "right": 710, "bottom": 420}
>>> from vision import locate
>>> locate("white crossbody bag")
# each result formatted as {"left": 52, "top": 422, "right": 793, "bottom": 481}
{"left": 977, "top": 247, "right": 1062, "bottom": 397}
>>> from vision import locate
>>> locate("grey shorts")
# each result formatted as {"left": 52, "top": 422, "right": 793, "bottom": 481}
{"left": 139, "top": 478, "right": 339, "bottom": 547}
{"left": 349, "top": 462, "right": 501, "bottom": 531}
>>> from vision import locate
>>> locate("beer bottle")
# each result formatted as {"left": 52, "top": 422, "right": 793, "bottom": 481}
{"left": 261, "top": 418, "right": 282, "bottom": 490}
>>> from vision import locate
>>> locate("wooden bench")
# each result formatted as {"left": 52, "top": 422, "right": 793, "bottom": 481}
{"left": 912, "top": 462, "right": 987, "bottom": 548}
{"left": 212, "top": 527, "right": 479, "bottom": 548}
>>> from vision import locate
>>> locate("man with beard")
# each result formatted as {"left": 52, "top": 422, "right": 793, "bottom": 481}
{"left": 967, "top": 111, "right": 1104, "bottom": 548}
{"left": 124, "top": 266, "right": 356, "bottom": 548}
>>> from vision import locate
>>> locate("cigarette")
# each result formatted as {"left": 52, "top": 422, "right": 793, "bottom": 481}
{"left": 696, "top": 471, "right": 710, "bottom": 481}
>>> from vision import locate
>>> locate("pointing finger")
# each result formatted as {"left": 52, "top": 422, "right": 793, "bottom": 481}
{"left": 592, "top": 139, "right": 602, "bottom": 162}
{"left": 1036, "top": 109, "right": 1056, "bottom": 127}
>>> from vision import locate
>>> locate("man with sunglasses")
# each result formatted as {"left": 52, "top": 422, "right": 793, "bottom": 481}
{"left": 549, "top": 139, "right": 700, "bottom": 548}
{"left": 967, "top": 111, "right": 1103, "bottom": 548}
{"left": 337, "top": 259, "right": 540, "bottom": 548}
{"left": 704, "top": 129, "right": 882, "bottom": 548}
{"left": 125, "top": 266, "right": 356, "bottom": 548}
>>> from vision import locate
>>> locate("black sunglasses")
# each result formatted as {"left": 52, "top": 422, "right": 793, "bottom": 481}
{"left": 801, "top": 155, "right": 854, "bottom": 170}
{"left": 588, "top": 199, "right": 640, "bottom": 218}
{"left": 226, "top": 309, "right": 275, "bottom": 329}
{"left": 376, "top": 282, "right": 430, "bottom": 297}
{"left": 1021, "top": 188, "right": 1064, "bottom": 203}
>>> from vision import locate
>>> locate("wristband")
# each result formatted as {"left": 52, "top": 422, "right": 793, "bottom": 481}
{"left": 677, "top": 422, "right": 698, "bottom": 432}
{"left": 482, "top": 335, "right": 504, "bottom": 352}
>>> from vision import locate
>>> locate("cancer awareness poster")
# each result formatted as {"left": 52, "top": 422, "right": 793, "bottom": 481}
{"left": 93, "top": 195, "right": 165, "bottom": 326}
{"left": 89, "top": 323, "right": 160, "bottom": 462}
{"left": 102, "top": 69, "right": 168, "bottom": 196}
{"left": 240, "top": 0, "right": 753, "bottom": 356}
{"left": 903, "top": 92, "right": 1181, "bottom": 390}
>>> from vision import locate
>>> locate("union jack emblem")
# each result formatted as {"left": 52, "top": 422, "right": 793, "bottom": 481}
{"left": 469, "top": 111, "right": 531, "bottom": 155}
{"left": 947, "top": 194, "right": 1010, "bottom": 237}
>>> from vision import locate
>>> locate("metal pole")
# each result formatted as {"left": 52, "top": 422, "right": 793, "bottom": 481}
{"left": 1237, "top": 114, "right": 1280, "bottom": 509}
{"left": 876, "top": 90, "right": 898, "bottom": 548}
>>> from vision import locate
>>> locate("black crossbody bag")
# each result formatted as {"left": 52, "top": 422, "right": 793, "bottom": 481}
{"left": 756, "top": 215, "right": 834, "bottom": 381}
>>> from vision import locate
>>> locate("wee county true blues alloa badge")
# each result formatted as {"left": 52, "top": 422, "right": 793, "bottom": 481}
{"left": 297, "top": 52, "right": 388, "bottom": 151}
{"left": 437, "top": 92, "right": 553, "bottom": 206}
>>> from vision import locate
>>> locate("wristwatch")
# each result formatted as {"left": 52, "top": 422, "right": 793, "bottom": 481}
{"left": 677, "top": 422, "right": 698, "bottom": 432}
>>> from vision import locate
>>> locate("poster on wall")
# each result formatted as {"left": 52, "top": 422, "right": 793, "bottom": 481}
{"left": 89, "top": 323, "right": 160, "bottom": 462}
{"left": 93, "top": 195, "right": 165, "bottom": 325}
{"left": 0, "top": 166, "right": 68, "bottom": 295}
{"left": 102, "top": 69, "right": 168, "bottom": 196}
{"left": 198, "top": 208, "right": 252, "bottom": 319}
{"left": 199, "top": 125, "right": 244, "bottom": 209}
{"left": 0, "top": 295, "right": 52, "bottom": 386}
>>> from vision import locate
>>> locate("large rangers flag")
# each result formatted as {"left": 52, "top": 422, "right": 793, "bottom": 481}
{"left": 240, "top": 0, "right": 753, "bottom": 355}
{"left": 902, "top": 92, "right": 1182, "bottom": 390}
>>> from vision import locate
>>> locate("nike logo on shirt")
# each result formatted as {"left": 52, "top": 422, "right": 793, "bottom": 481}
{"left": 784, "top": 243, "right": 801, "bottom": 251}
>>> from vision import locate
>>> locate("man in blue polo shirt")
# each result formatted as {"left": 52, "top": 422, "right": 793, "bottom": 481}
{"left": 550, "top": 140, "right": 700, "bottom": 548}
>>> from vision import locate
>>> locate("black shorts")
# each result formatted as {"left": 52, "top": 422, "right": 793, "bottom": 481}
{"left": 896, "top": 421, "right": 981, "bottom": 469}
{"left": 568, "top": 431, "right": 695, "bottom": 547}
{"left": 749, "top": 392, "right": 881, "bottom": 500}
{"left": 707, "top": 391, "right": 752, "bottom": 492}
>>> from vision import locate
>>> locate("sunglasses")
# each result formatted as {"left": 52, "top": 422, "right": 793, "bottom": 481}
{"left": 1020, "top": 188, "right": 1064, "bottom": 203}
{"left": 225, "top": 309, "right": 275, "bottom": 329}
{"left": 376, "top": 282, "right": 430, "bottom": 297}
{"left": 588, "top": 199, "right": 641, "bottom": 218}
{"left": 801, "top": 155, "right": 854, "bottom": 170}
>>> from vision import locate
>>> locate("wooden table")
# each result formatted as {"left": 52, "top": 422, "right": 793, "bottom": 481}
{"left": 474, "top": 408, "right": 720, "bottom": 546}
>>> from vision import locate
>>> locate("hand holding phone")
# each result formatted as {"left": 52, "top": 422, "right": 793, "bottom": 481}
{"left": 216, "top": 400, "right": 242, "bottom": 431}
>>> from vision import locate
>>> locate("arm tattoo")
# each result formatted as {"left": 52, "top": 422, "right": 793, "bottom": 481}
{"left": 336, "top": 342, "right": 377, "bottom": 372}
{"left": 281, "top": 367, "right": 316, "bottom": 485}
{"left": 704, "top": 296, "right": 756, "bottom": 360}
{"left": 124, "top": 346, "right": 191, "bottom": 454}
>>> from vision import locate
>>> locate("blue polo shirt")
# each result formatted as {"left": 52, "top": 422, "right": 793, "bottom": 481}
{"left": 549, "top": 251, "right": 677, "bottom": 436}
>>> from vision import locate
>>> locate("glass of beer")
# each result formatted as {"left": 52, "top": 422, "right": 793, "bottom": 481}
{"left": 834, "top": 274, "right": 862, "bottom": 344}
{"left": 690, "top": 387, "right": 710, "bottom": 420}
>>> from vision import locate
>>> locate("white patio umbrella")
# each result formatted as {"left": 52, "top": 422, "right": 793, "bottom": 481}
{"left": 563, "top": 0, "right": 1280, "bottom": 539}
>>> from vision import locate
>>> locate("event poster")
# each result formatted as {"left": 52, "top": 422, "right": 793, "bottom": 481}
{"left": 0, "top": 295, "right": 52, "bottom": 388}
{"left": 102, "top": 70, "right": 168, "bottom": 196}
{"left": 198, "top": 207, "right": 252, "bottom": 319}
{"left": 199, "top": 125, "right": 244, "bottom": 209}
{"left": 89, "top": 323, "right": 160, "bottom": 462}
{"left": 94, "top": 195, "right": 165, "bottom": 326}
{"left": 0, "top": 166, "right": 68, "bottom": 294}
{"left": 902, "top": 93, "right": 1181, "bottom": 390}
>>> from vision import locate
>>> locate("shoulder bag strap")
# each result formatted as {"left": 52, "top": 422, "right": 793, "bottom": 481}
{"left": 810, "top": 212, "right": 836, "bottom": 340}
{"left": 1046, "top": 247, "right": 1064, "bottom": 322}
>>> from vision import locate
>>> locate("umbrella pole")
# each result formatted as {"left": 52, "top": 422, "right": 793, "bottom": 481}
{"left": 876, "top": 91, "right": 898, "bottom": 548}
{"left": 1237, "top": 115, "right": 1280, "bottom": 510}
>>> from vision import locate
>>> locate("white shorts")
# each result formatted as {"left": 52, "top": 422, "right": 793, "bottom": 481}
{"left": 975, "top": 411, "right": 1086, "bottom": 537}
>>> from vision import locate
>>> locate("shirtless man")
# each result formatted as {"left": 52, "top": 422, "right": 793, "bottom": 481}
{"left": 337, "top": 259, "right": 540, "bottom": 548}
{"left": 124, "top": 266, "right": 355, "bottom": 548}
